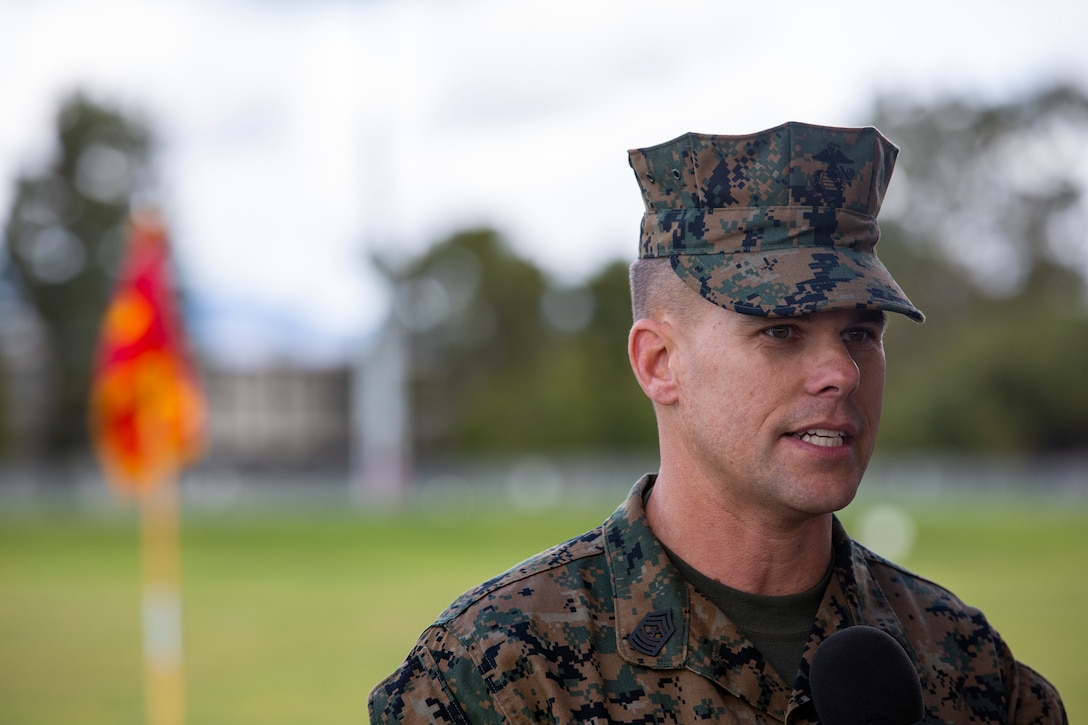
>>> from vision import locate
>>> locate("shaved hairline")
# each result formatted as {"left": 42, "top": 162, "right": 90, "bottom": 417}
{"left": 629, "top": 257, "right": 709, "bottom": 324}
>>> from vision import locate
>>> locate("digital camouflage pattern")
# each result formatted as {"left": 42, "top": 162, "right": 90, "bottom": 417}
{"left": 368, "top": 476, "right": 1066, "bottom": 724}
{"left": 628, "top": 122, "right": 925, "bottom": 322}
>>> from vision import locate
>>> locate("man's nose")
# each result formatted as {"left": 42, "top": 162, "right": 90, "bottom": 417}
{"left": 804, "top": 338, "right": 862, "bottom": 397}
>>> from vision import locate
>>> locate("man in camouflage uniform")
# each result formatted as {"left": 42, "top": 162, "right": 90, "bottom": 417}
{"left": 369, "top": 123, "right": 1066, "bottom": 723}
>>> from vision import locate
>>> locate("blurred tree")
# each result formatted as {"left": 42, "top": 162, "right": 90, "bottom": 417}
{"left": 378, "top": 229, "right": 655, "bottom": 458}
{"left": 571, "top": 259, "right": 655, "bottom": 449}
{"left": 871, "top": 83, "right": 1088, "bottom": 452}
{"left": 463, "top": 258, "right": 654, "bottom": 452}
{"left": 380, "top": 228, "right": 547, "bottom": 455}
{"left": 2, "top": 92, "right": 155, "bottom": 454}
{"left": 873, "top": 83, "right": 1088, "bottom": 308}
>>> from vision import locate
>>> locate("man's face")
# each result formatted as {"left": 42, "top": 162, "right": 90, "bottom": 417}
{"left": 670, "top": 304, "right": 887, "bottom": 522}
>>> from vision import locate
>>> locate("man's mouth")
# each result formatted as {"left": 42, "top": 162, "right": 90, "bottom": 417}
{"left": 791, "top": 428, "right": 847, "bottom": 447}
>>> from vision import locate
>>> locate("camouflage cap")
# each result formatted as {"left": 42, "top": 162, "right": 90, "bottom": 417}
{"left": 628, "top": 122, "right": 924, "bottom": 322}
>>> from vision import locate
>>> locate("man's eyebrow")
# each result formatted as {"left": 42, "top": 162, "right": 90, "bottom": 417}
{"left": 733, "top": 314, "right": 782, "bottom": 328}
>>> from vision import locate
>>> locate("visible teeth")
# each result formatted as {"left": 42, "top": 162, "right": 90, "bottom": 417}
{"left": 796, "top": 428, "right": 845, "bottom": 447}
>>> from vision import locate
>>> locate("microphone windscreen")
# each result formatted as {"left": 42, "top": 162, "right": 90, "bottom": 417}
{"left": 809, "top": 625, "right": 925, "bottom": 725}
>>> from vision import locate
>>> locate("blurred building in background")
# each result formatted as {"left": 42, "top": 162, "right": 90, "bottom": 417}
{"left": 202, "top": 364, "right": 351, "bottom": 471}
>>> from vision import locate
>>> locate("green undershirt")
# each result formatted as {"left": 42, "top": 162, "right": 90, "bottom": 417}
{"left": 663, "top": 543, "right": 832, "bottom": 684}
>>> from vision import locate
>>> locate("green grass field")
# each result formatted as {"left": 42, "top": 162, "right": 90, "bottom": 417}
{"left": 1, "top": 494, "right": 1085, "bottom": 724}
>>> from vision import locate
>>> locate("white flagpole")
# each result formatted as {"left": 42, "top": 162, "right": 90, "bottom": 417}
{"left": 139, "top": 477, "right": 185, "bottom": 725}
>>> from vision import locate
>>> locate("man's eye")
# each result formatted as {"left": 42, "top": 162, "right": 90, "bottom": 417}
{"left": 843, "top": 329, "right": 873, "bottom": 343}
{"left": 765, "top": 325, "right": 792, "bottom": 340}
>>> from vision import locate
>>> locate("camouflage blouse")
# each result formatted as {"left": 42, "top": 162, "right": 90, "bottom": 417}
{"left": 369, "top": 476, "right": 1066, "bottom": 724}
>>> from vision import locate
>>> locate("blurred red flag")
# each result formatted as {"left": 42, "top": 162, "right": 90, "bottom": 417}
{"left": 90, "top": 210, "right": 204, "bottom": 493}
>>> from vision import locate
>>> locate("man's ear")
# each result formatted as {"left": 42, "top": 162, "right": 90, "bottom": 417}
{"left": 629, "top": 318, "right": 679, "bottom": 406}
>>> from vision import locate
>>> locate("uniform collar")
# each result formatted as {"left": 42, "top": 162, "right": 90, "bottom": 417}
{"left": 605, "top": 475, "right": 918, "bottom": 721}
{"left": 605, "top": 475, "right": 692, "bottom": 669}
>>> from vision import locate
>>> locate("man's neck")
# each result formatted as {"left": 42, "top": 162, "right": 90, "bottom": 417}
{"left": 644, "top": 472, "right": 834, "bottom": 596}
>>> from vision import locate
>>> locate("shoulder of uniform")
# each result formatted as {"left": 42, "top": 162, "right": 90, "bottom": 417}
{"left": 852, "top": 538, "right": 979, "bottom": 611}
{"left": 435, "top": 524, "right": 609, "bottom": 628}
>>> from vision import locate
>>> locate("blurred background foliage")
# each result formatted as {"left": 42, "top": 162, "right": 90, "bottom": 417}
{"left": 2, "top": 82, "right": 1088, "bottom": 464}
{"left": 873, "top": 84, "right": 1088, "bottom": 453}
{"left": 375, "top": 230, "right": 649, "bottom": 457}
{"left": 2, "top": 93, "right": 153, "bottom": 455}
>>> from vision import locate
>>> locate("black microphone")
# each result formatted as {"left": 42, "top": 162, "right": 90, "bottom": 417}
{"left": 809, "top": 625, "right": 925, "bottom": 725}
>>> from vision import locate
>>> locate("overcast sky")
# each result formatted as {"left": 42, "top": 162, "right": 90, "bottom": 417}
{"left": 3, "top": 0, "right": 1087, "bottom": 363}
